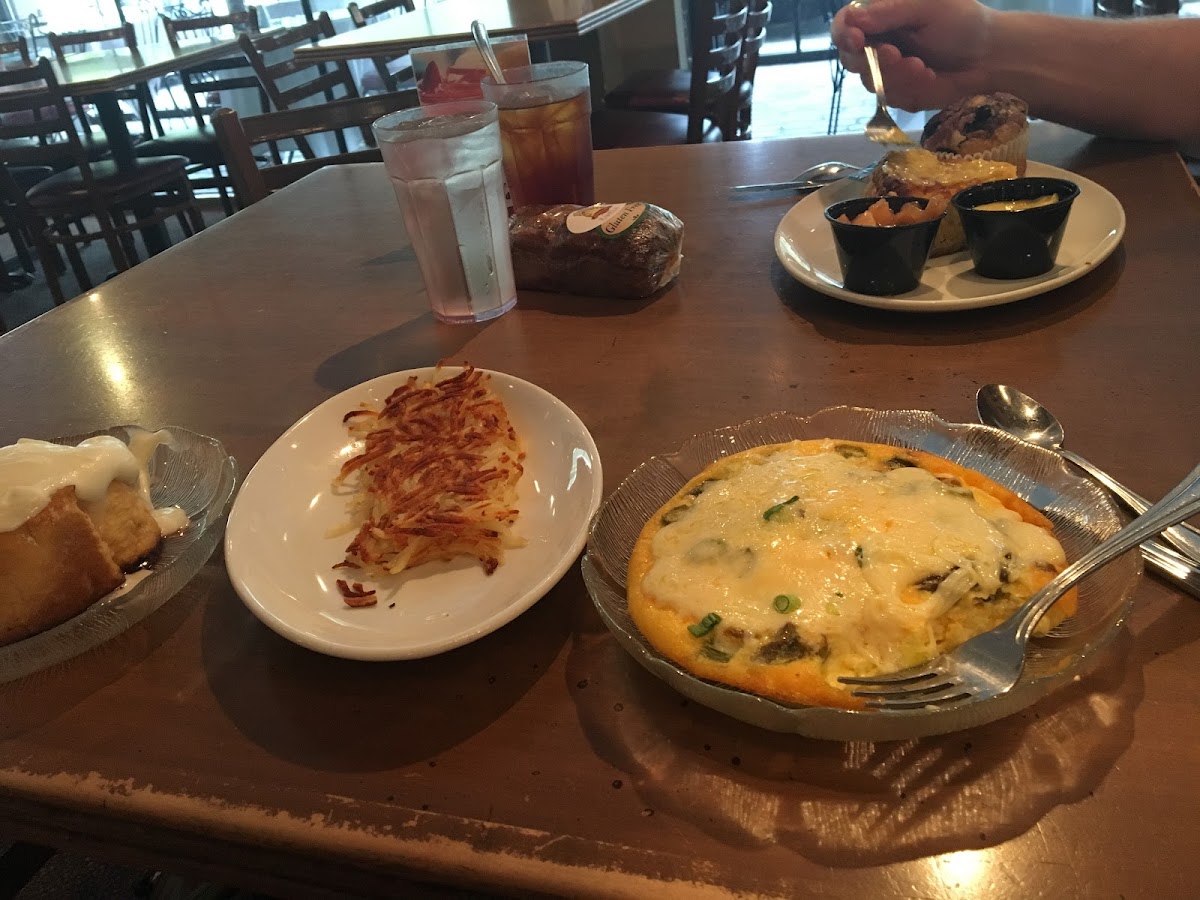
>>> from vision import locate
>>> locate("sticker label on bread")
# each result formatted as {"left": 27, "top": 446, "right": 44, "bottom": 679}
{"left": 565, "top": 202, "right": 648, "bottom": 239}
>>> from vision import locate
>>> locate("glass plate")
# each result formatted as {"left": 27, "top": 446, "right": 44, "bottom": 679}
{"left": 0, "top": 425, "right": 238, "bottom": 683}
{"left": 582, "top": 407, "right": 1141, "bottom": 741}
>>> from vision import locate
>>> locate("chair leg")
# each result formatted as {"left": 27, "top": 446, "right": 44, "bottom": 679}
{"left": 95, "top": 209, "right": 133, "bottom": 273}
{"left": 53, "top": 221, "right": 92, "bottom": 295}
{"left": 136, "top": 82, "right": 165, "bottom": 138}
{"left": 213, "top": 168, "right": 235, "bottom": 217}
{"left": 111, "top": 208, "right": 140, "bottom": 266}
{"left": 180, "top": 181, "right": 206, "bottom": 235}
{"left": 30, "top": 227, "right": 65, "bottom": 305}
{"left": 1, "top": 205, "right": 36, "bottom": 272}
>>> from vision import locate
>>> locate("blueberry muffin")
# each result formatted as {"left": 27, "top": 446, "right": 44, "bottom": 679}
{"left": 921, "top": 93, "right": 1030, "bottom": 176}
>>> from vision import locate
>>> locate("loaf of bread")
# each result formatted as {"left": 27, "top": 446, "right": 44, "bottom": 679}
{"left": 509, "top": 202, "right": 683, "bottom": 299}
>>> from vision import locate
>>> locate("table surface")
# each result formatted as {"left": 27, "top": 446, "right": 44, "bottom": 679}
{"left": 2, "top": 125, "right": 1199, "bottom": 899}
{"left": 48, "top": 37, "right": 244, "bottom": 97}
{"left": 294, "top": 0, "right": 658, "bottom": 62}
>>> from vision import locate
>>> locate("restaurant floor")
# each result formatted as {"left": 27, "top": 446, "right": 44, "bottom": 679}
{"left": 0, "top": 58, "right": 910, "bottom": 899}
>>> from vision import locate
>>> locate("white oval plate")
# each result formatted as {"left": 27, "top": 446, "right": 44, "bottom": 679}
{"left": 773, "top": 161, "right": 1125, "bottom": 312}
{"left": 225, "top": 368, "right": 603, "bottom": 660}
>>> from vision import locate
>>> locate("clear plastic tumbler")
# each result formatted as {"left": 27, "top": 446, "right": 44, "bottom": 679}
{"left": 372, "top": 100, "right": 516, "bottom": 324}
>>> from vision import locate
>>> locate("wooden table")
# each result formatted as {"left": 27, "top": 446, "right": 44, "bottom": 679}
{"left": 1, "top": 125, "right": 1199, "bottom": 899}
{"left": 296, "top": 0, "right": 659, "bottom": 60}
{"left": 48, "top": 38, "right": 245, "bottom": 253}
{"left": 294, "top": 0, "right": 659, "bottom": 102}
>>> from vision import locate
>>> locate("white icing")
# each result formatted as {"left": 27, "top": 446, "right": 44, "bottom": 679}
{"left": 0, "top": 433, "right": 190, "bottom": 537}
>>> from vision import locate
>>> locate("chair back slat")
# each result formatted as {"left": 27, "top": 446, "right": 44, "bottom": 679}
{"left": 213, "top": 90, "right": 418, "bottom": 205}
{"left": 707, "top": 6, "right": 750, "bottom": 38}
{"left": 161, "top": 7, "right": 261, "bottom": 48}
{"left": 349, "top": 0, "right": 414, "bottom": 27}
{"left": 261, "top": 148, "right": 382, "bottom": 191}
{"left": 48, "top": 23, "right": 137, "bottom": 62}
{"left": 245, "top": 16, "right": 328, "bottom": 54}
{"left": 0, "top": 118, "right": 62, "bottom": 140}
{"left": 276, "top": 70, "right": 349, "bottom": 107}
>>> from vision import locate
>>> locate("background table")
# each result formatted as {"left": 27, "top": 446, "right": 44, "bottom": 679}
{"left": 49, "top": 37, "right": 249, "bottom": 253}
{"left": 1, "top": 125, "right": 1198, "bottom": 898}
{"left": 294, "top": 0, "right": 660, "bottom": 103}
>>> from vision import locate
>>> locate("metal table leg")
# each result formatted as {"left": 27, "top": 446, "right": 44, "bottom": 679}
{"left": 93, "top": 91, "right": 171, "bottom": 256}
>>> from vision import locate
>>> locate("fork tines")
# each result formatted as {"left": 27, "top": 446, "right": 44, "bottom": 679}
{"left": 840, "top": 671, "right": 973, "bottom": 708}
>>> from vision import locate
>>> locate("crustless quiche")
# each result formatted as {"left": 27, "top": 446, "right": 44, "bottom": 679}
{"left": 626, "top": 439, "right": 1075, "bottom": 709}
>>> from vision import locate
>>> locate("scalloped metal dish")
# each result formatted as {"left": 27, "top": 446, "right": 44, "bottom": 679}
{"left": 582, "top": 407, "right": 1140, "bottom": 741}
{"left": 0, "top": 425, "right": 238, "bottom": 684}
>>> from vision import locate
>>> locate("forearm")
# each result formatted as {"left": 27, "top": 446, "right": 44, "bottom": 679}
{"left": 983, "top": 13, "right": 1200, "bottom": 142}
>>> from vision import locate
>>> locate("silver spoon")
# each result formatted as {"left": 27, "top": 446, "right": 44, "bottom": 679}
{"left": 731, "top": 161, "right": 858, "bottom": 194}
{"left": 724, "top": 162, "right": 859, "bottom": 194}
{"left": 977, "top": 384, "right": 1200, "bottom": 567}
{"left": 470, "top": 20, "right": 505, "bottom": 86}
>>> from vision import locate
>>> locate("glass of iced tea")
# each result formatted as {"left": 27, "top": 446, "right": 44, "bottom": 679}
{"left": 480, "top": 61, "right": 594, "bottom": 209}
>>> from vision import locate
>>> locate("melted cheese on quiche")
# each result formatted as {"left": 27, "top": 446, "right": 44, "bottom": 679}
{"left": 640, "top": 449, "right": 1065, "bottom": 680}
{"left": 878, "top": 148, "right": 1015, "bottom": 186}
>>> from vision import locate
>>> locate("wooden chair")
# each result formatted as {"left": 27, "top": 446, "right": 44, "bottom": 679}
{"left": 48, "top": 24, "right": 165, "bottom": 142}
{"left": 135, "top": 8, "right": 264, "bottom": 216}
{"left": 732, "top": 0, "right": 772, "bottom": 139}
{"left": 593, "top": 0, "right": 748, "bottom": 149}
{"left": 212, "top": 90, "right": 419, "bottom": 207}
{"left": 238, "top": 13, "right": 364, "bottom": 159}
{"left": 0, "top": 59, "right": 205, "bottom": 304}
{"left": 348, "top": 0, "right": 416, "bottom": 94}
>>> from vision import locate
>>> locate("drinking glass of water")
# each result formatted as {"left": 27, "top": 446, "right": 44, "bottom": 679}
{"left": 372, "top": 101, "right": 517, "bottom": 324}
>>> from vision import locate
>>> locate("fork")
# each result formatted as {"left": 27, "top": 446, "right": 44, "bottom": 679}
{"left": 841, "top": 460, "right": 1200, "bottom": 711}
{"left": 852, "top": 0, "right": 916, "bottom": 146}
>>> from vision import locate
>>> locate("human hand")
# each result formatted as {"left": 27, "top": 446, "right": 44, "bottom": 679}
{"left": 831, "top": 0, "right": 994, "bottom": 111}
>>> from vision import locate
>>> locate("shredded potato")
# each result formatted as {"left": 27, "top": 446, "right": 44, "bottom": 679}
{"left": 333, "top": 367, "right": 525, "bottom": 590}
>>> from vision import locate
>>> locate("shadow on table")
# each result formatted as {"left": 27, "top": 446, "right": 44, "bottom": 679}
{"left": 198, "top": 563, "right": 584, "bottom": 773}
{"left": 515, "top": 288, "right": 665, "bottom": 318}
{"left": 314, "top": 309, "right": 489, "bottom": 395}
{"left": 563, "top": 596, "right": 1172, "bottom": 869}
{"left": 771, "top": 247, "right": 1125, "bottom": 347}
{"left": 0, "top": 565, "right": 211, "bottom": 740}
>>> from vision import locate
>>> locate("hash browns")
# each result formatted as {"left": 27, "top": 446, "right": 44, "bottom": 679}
{"left": 334, "top": 367, "right": 525, "bottom": 587}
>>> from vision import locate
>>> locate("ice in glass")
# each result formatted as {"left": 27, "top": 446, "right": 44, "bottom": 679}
{"left": 481, "top": 62, "right": 595, "bottom": 209}
{"left": 372, "top": 101, "right": 516, "bottom": 324}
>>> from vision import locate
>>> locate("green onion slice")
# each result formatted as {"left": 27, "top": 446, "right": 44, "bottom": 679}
{"left": 763, "top": 495, "right": 800, "bottom": 521}
{"left": 688, "top": 612, "right": 721, "bottom": 637}
{"left": 773, "top": 594, "right": 798, "bottom": 613}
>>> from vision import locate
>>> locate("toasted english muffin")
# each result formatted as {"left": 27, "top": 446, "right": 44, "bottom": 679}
{"left": 869, "top": 149, "right": 1018, "bottom": 256}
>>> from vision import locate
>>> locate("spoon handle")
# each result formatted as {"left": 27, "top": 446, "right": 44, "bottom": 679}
{"left": 732, "top": 179, "right": 833, "bottom": 193}
{"left": 1061, "top": 448, "right": 1200, "bottom": 564}
{"left": 1141, "top": 539, "right": 1200, "bottom": 599}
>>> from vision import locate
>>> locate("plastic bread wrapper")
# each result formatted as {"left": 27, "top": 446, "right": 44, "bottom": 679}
{"left": 509, "top": 202, "right": 684, "bottom": 299}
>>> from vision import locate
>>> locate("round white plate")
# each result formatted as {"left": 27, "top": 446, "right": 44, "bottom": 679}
{"left": 773, "top": 161, "right": 1125, "bottom": 312}
{"left": 225, "top": 368, "right": 603, "bottom": 660}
